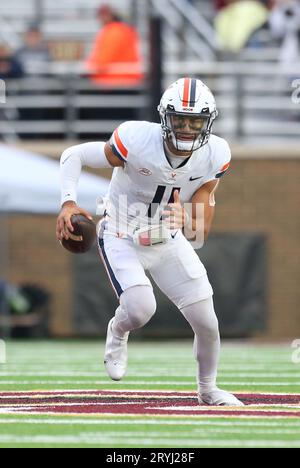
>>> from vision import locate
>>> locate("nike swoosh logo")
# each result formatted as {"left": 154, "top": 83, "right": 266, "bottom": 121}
{"left": 62, "top": 155, "right": 72, "bottom": 165}
{"left": 171, "top": 231, "right": 179, "bottom": 239}
{"left": 190, "top": 176, "right": 203, "bottom": 182}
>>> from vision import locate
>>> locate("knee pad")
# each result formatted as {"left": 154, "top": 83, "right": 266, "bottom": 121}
{"left": 120, "top": 285, "right": 157, "bottom": 329}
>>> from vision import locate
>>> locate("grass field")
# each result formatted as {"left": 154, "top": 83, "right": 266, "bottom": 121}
{"left": 0, "top": 340, "right": 299, "bottom": 448}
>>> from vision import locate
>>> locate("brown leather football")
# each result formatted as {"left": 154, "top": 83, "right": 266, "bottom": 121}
{"left": 61, "top": 214, "right": 96, "bottom": 254}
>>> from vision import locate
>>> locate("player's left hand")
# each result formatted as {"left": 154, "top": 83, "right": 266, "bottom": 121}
{"left": 162, "top": 190, "right": 187, "bottom": 230}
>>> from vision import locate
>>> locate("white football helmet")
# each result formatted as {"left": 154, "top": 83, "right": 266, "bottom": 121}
{"left": 158, "top": 78, "right": 218, "bottom": 152}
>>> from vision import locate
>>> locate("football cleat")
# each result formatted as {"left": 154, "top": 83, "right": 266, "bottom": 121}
{"left": 104, "top": 318, "right": 129, "bottom": 381}
{"left": 198, "top": 388, "right": 245, "bottom": 407}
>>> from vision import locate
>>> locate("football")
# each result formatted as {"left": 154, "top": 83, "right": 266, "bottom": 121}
{"left": 61, "top": 214, "right": 96, "bottom": 254}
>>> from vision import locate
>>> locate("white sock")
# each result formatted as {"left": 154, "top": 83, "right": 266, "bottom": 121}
{"left": 181, "top": 297, "right": 220, "bottom": 394}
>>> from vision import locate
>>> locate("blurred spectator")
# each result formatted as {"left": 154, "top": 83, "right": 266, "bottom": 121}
{"left": 269, "top": 0, "right": 300, "bottom": 64}
{"left": 215, "top": 0, "right": 269, "bottom": 53}
{"left": 0, "top": 280, "right": 51, "bottom": 338}
{"left": 16, "top": 25, "right": 52, "bottom": 75}
{"left": 0, "top": 280, "right": 30, "bottom": 317}
{"left": 0, "top": 44, "right": 24, "bottom": 79}
{"left": 85, "top": 4, "right": 144, "bottom": 86}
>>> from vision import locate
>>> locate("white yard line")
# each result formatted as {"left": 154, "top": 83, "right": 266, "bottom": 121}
{"left": 1, "top": 428, "right": 297, "bottom": 437}
{"left": 1, "top": 402, "right": 299, "bottom": 410}
{"left": 0, "top": 389, "right": 299, "bottom": 395}
{"left": 0, "top": 380, "right": 299, "bottom": 387}
{"left": 3, "top": 411, "right": 300, "bottom": 419}
{"left": 1, "top": 418, "right": 300, "bottom": 427}
{"left": 1, "top": 407, "right": 299, "bottom": 416}
{"left": 0, "top": 372, "right": 299, "bottom": 378}
{"left": 0, "top": 434, "right": 298, "bottom": 448}
{"left": 2, "top": 363, "right": 297, "bottom": 368}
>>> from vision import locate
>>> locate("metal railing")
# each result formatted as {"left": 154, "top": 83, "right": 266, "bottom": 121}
{"left": 0, "top": 72, "right": 149, "bottom": 141}
{"left": 151, "top": 0, "right": 218, "bottom": 61}
{"left": 0, "top": 62, "right": 299, "bottom": 142}
{"left": 165, "top": 62, "right": 300, "bottom": 142}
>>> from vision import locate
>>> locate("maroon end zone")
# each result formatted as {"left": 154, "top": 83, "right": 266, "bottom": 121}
{"left": 0, "top": 391, "right": 300, "bottom": 417}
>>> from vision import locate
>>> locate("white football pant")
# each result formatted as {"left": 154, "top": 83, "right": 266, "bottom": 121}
{"left": 98, "top": 231, "right": 220, "bottom": 392}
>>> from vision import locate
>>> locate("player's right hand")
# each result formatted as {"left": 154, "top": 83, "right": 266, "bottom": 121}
{"left": 56, "top": 201, "right": 93, "bottom": 242}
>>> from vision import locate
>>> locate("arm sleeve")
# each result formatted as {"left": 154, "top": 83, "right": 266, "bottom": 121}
{"left": 60, "top": 142, "right": 111, "bottom": 206}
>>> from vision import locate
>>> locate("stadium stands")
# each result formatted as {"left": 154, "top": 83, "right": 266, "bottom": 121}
{"left": 0, "top": 0, "right": 298, "bottom": 143}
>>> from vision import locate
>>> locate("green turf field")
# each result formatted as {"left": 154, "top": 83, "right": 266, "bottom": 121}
{"left": 0, "top": 340, "right": 299, "bottom": 448}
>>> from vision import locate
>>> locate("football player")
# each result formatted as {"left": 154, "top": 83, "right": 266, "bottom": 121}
{"left": 56, "top": 78, "right": 244, "bottom": 407}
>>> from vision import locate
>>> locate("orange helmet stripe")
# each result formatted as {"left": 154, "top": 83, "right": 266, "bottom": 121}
{"left": 183, "top": 77, "right": 191, "bottom": 106}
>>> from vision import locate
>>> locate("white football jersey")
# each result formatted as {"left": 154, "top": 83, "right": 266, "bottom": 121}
{"left": 105, "top": 120, "right": 231, "bottom": 237}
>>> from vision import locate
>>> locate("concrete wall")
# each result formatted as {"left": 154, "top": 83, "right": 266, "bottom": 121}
{"left": 213, "top": 157, "right": 300, "bottom": 338}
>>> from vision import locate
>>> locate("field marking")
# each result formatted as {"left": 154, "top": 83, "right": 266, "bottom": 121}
{"left": 3, "top": 357, "right": 296, "bottom": 363}
{"left": 151, "top": 405, "right": 300, "bottom": 411}
{"left": 0, "top": 434, "right": 299, "bottom": 448}
{"left": 1, "top": 372, "right": 299, "bottom": 378}
{"left": 1, "top": 389, "right": 300, "bottom": 396}
{"left": 0, "top": 390, "right": 299, "bottom": 418}
{"left": 2, "top": 407, "right": 300, "bottom": 416}
{"left": 1, "top": 402, "right": 299, "bottom": 411}
{"left": 0, "top": 402, "right": 152, "bottom": 408}
{"left": 4, "top": 360, "right": 296, "bottom": 366}
{"left": 0, "top": 428, "right": 299, "bottom": 437}
{"left": 3, "top": 362, "right": 297, "bottom": 367}
{"left": 3, "top": 367, "right": 299, "bottom": 371}
{"left": 0, "top": 381, "right": 299, "bottom": 388}
{"left": 4, "top": 411, "right": 300, "bottom": 419}
{"left": 1, "top": 418, "right": 300, "bottom": 427}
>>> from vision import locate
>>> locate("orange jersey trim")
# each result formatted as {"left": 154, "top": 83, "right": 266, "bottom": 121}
{"left": 221, "top": 162, "right": 230, "bottom": 172}
{"left": 114, "top": 129, "right": 128, "bottom": 159}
